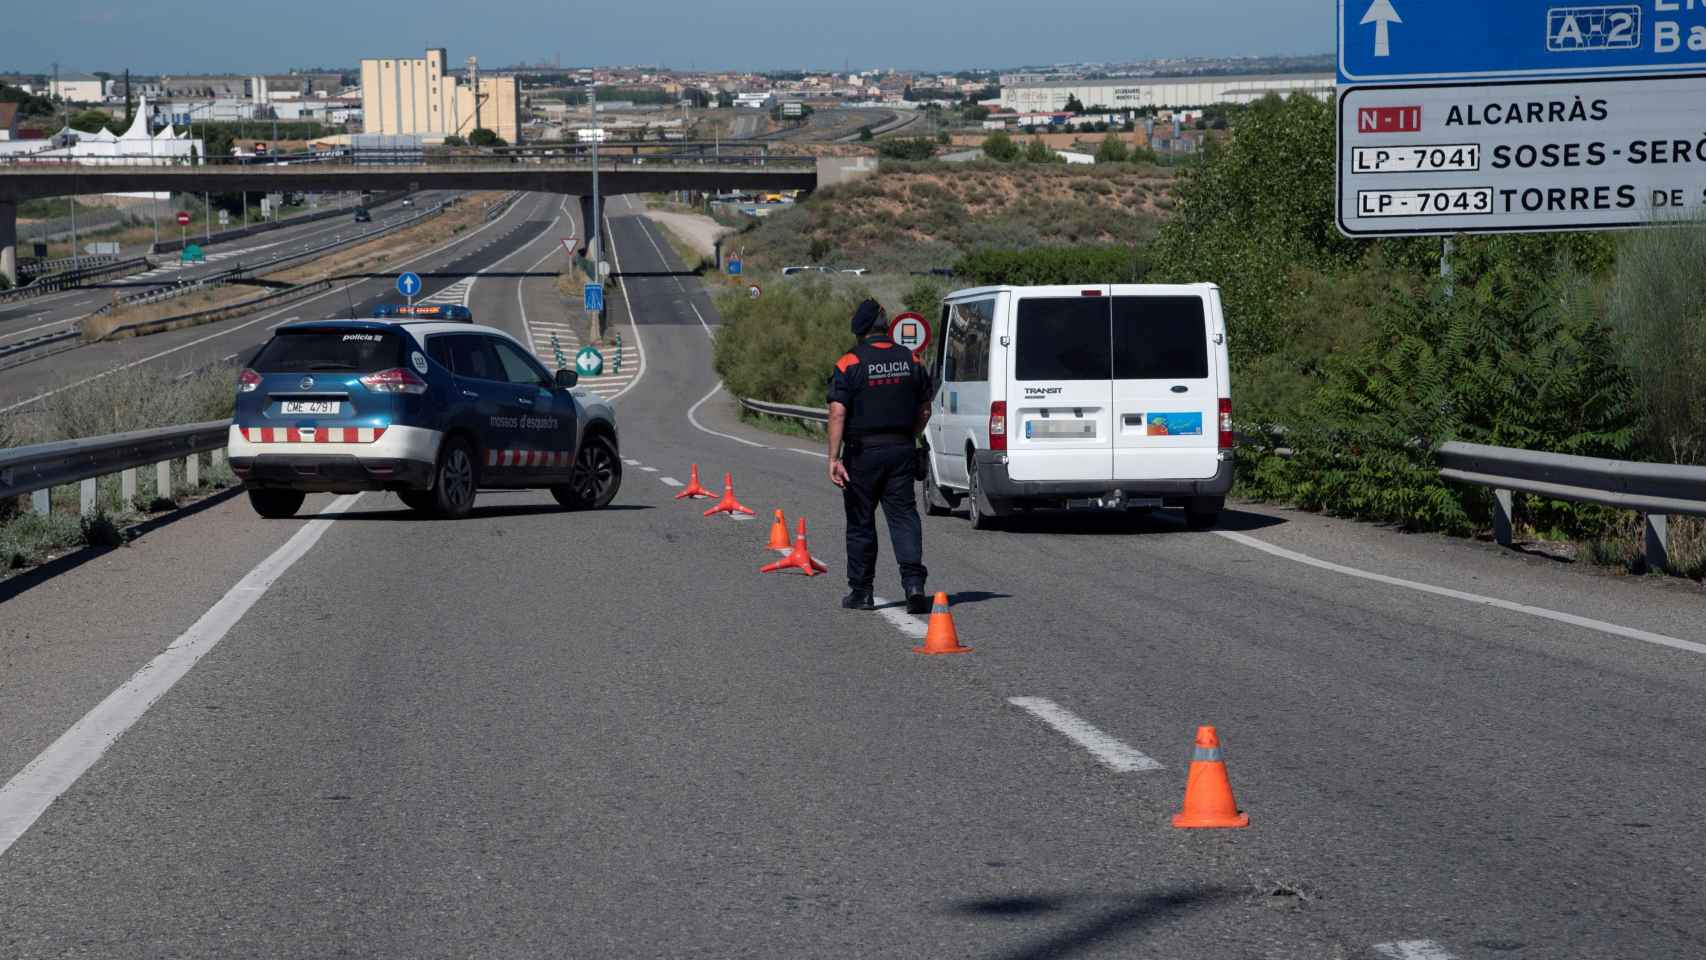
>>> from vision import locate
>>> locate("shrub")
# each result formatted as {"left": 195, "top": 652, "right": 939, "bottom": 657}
{"left": 876, "top": 138, "right": 937, "bottom": 161}
{"left": 955, "top": 246, "right": 1147, "bottom": 285}
{"left": 713, "top": 278, "right": 875, "bottom": 406}
{"left": 1094, "top": 134, "right": 1129, "bottom": 164}
{"left": 1606, "top": 216, "right": 1706, "bottom": 464}
{"left": 981, "top": 131, "right": 1019, "bottom": 162}
{"left": 41, "top": 364, "right": 236, "bottom": 441}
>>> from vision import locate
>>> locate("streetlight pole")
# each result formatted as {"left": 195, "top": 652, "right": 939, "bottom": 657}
{"left": 589, "top": 84, "right": 600, "bottom": 268}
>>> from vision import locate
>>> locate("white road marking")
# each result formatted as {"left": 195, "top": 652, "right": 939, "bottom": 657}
{"left": 0, "top": 493, "right": 363, "bottom": 858}
{"left": 688, "top": 382, "right": 767, "bottom": 449}
{"left": 688, "top": 301, "right": 716, "bottom": 340}
{"left": 1216, "top": 530, "right": 1706, "bottom": 657}
{"left": 601, "top": 213, "right": 647, "bottom": 403}
{"left": 622, "top": 458, "right": 641, "bottom": 465}
{"left": 634, "top": 216, "right": 686, "bottom": 292}
{"left": 1007, "top": 697, "right": 1164, "bottom": 773}
{"left": 640, "top": 466, "right": 659, "bottom": 473}
{"left": 1373, "top": 941, "right": 1459, "bottom": 960}
{"left": 660, "top": 477, "right": 684, "bottom": 487}
{"left": 872, "top": 596, "right": 927, "bottom": 640}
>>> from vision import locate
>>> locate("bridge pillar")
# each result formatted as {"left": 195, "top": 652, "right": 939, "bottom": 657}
{"left": 0, "top": 200, "right": 16, "bottom": 288}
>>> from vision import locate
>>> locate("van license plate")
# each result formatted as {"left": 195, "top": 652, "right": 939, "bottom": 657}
{"left": 1026, "top": 420, "right": 1095, "bottom": 439}
{"left": 282, "top": 401, "right": 339, "bottom": 415}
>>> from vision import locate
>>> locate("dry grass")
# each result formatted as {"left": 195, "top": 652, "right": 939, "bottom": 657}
{"left": 81, "top": 192, "right": 510, "bottom": 341}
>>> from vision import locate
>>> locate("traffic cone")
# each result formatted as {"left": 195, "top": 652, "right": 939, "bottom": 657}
{"left": 674, "top": 464, "right": 716, "bottom": 500}
{"left": 704, "top": 472, "right": 756, "bottom": 517}
{"left": 761, "top": 517, "right": 828, "bottom": 575}
{"left": 766, "top": 509, "right": 793, "bottom": 552}
{"left": 912, "top": 592, "right": 971, "bottom": 655}
{"left": 1171, "top": 726, "right": 1249, "bottom": 829}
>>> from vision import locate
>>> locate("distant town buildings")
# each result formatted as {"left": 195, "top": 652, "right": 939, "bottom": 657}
{"left": 999, "top": 75, "right": 1335, "bottom": 112}
{"left": 359, "top": 49, "right": 521, "bottom": 143}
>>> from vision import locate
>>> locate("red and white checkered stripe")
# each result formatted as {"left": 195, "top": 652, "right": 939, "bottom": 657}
{"left": 243, "top": 427, "right": 387, "bottom": 444}
{"left": 486, "top": 449, "right": 573, "bottom": 469}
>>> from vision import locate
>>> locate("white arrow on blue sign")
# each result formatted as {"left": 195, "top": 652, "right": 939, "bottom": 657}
{"left": 1338, "top": 0, "right": 1706, "bottom": 84}
{"left": 396, "top": 272, "right": 422, "bottom": 298}
{"left": 584, "top": 282, "right": 604, "bottom": 313}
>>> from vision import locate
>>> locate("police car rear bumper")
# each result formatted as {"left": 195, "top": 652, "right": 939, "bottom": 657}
{"left": 227, "top": 424, "right": 440, "bottom": 493}
{"left": 973, "top": 451, "right": 1234, "bottom": 506}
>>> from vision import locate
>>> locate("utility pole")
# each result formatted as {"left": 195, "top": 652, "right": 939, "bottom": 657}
{"left": 590, "top": 83, "right": 600, "bottom": 267}
{"left": 467, "top": 57, "right": 481, "bottom": 136}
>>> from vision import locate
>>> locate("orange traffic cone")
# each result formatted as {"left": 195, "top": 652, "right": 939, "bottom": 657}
{"left": 1171, "top": 726, "right": 1249, "bottom": 829}
{"left": 761, "top": 517, "right": 829, "bottom": 575}
{"left": 766, "top": 509, "right": 793, "bottom": 552}
{"left": 913, "top": 592, "right": 971, "bottom": 655}
{"left": 703, "top": 473, "right": 756, "bottom": 517}
{"left": 674, "top": 464, "right": 716, "bottom": 500}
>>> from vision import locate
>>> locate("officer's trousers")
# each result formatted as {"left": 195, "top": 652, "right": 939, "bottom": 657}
{"left": 842, "top": 442, "right": 927, "bottom": 592}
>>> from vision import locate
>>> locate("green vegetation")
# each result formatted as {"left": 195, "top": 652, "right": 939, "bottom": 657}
{"left": 955, "top": 246, "right": 1147, "bottom": 285}
{"left": 468, "top": 128, "right": 506, "bottom": 148}
{"left": 874, "top": 138, "right": 938, "bottom": 161}
{"left": 981, "top": 131, "right": 1019, "bottom": 162}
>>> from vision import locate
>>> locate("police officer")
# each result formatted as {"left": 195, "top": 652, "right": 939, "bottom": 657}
{"left": 826, "top": 299, "right": 933, "bottom": 614}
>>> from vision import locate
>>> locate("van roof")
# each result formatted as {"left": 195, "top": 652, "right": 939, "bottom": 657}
{"left": 943, "top": 282, "right": 1221, "bottom": 300}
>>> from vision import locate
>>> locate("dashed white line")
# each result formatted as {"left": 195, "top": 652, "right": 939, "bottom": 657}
{"left": 1007, "top": 697, "right": 1164, "bottom": 773}
{"left": 622, "top": 458, "right": 641, "bottom": 466}
{"left": 1373, "top": 941, "right": 1459, "bottom": 960}
{"left": 1216, "top": 530, "right": 1706, "bottom": 657}
{"left": 660, "top": 477, "right": 684, "bottom": 487}
{"left": 640, "top": 466, "right": 658, "bottom": 473}
{"left": 0, "top": 493, "right": 363, "bottom": 858}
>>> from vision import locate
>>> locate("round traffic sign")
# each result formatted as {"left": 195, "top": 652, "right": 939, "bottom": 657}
{"left": 748, "top": 283, "right": 762, "bottom": 299}
{"left": 176, "top": 211, "right": 191, "bottom": 226}
{"left": 888, "top": 311, "right": 931, "bottom": 357}
{"left": 396, "top": 271, "right": 422, "bottom": 298}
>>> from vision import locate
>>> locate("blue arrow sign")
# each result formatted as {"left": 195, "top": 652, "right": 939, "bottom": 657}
{"left": 584, "top": 282, "right": 604, "bottom": 313}
{"left": 1339, "top": 0, "right": 1706, "bottom": 84}
{"left": 396, "top": 272, "right": 422, "bottom": 298}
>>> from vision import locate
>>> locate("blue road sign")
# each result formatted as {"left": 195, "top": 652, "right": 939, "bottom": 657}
{"left": 396, "top": 271, "right": 422, "bottom": 298}
{"left": 726, "top": 255, "right": 742, "bottom": 277}
{"left": 584, "top": 282, "right": 604, "bottom": 313}
{"left": 1338, "top": 0, "right": 1706, "bottom": 84}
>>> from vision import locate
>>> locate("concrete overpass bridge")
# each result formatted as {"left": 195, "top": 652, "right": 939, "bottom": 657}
{"left": 0, "top": 155, "right": 858, "bottom": 283}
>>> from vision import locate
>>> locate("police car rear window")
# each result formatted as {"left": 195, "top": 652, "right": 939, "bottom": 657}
{"left": 1014, "top": 298, "right": 1111, "bottom": 381}
{"left": 251, "top": 330, "right": 408, "bottom": 373}
{"left": 1112, "top": 296, "right": 1209, "bottom": 380}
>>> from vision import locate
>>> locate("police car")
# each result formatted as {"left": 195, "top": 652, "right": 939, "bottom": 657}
{"left": 227, "top": 317, "right": 621, "bottom": 519}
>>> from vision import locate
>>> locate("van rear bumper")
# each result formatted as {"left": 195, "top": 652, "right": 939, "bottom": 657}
{"left": 973, "top": 452, "right": 1234, "bottom": 504}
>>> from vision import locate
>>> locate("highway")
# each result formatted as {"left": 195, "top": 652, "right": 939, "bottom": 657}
{"left": 2, "top": 195, "right": 1706, "bottom": 958}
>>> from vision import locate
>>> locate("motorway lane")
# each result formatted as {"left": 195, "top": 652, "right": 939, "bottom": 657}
{"left": 3, "top": 200, "right": 1706, "bottom": 956}
{"left": 0, "top": 193, "right": 451, "bottom": 340}
{"left": 0, "top": 193, "right": 560, "bottom": 415}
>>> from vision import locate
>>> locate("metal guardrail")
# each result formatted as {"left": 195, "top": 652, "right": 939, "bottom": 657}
{"left": 738, "top": 397, "right": 829, "bottom": 425}
{"left": 19, "top": 254, "right": 117, "bottom": 278}
{"left": 98, "top": 280, "right": 335, "bottom": 341}
{"left": 0, "top": 420, "right": 231, "bottom": 518}
{"left": 0, "top": 257, "right": 152, "bottom": 303}
{"left": 1438, "top": 440, "right": 1706, "bottom": 571}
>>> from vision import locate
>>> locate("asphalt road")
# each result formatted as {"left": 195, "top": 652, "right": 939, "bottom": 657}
{"left": 2, "top": 195, "right": 1705, "bottom": 958}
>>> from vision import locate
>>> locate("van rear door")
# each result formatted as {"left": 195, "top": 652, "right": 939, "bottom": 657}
{"left": 1005, "top": 288, "right": 1114, "bottom": 483}
{"left": 1110, "top": 291, "right": 1219, "bottom": 481}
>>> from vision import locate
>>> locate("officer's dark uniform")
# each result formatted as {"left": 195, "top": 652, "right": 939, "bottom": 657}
{"left": 827, "top": 323, "right": 931, "bottom": 603}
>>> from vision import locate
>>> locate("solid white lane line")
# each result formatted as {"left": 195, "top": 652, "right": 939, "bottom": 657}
{"left": 688, "top": 301, "right": 716, "bottom": 340}
{"left": 688, "top": 382, "right": 767, "bottom": 449}
{"left": 0, "top": 493, "right": 363, "bottom": 858}
{"left": 660, "top": 477, "right": 684, "bottom": 487}
{"left": 1216, "top": 530, "right": 1706, "bottom": 657}
{"left": 1007, "top": 697, "right": 1164, "bottom": 773}
{"left": 872, "top": 596, "right": 927, "bottom": 640}
{"left": 635, "top": 216, "right": 687, "bottom": 292}
{"left": 602, "top": 213, "right": 647, "bottom": 403}
{"left": 1373, "top": 941, "right": 1459, "bottom": 960}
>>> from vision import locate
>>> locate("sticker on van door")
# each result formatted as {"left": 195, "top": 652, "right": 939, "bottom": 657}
{"left": 1144, "top": 412, "right": 1203, "bottom": 436}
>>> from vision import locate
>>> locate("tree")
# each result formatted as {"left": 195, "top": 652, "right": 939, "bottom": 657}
{"left": 875, "top": 137, "right": 937, "bottom": 161}
{"left": 961, "top": 104, "right": 990, "bottom": 123}
{"left": 443, "top": 134, "right": 467, "bottom": 147}
{"left": 858, "top": 127, "right": 873, "bottom": 142}
{"left": 67, "top": 109, "right": 113, "bottom": 133}
{"left": 716, "top": 90, "right": 734, "bottom": 108}
{"left": 1063, "top": 94, "right": 1085, "bottom": 113}
{"left": 468, "top": 127, "right": 505, "bottom": 147}
{"left": 1094, "top": 133, "right": 1129, "bottom": 164}
{"left": 1022, "top": 137, "right": 1059, "bottom": 164}
{"left": 936, "top": 130, "right": 950, "bottom": 145}
{"left": 981, "top": 130, "right": 1019, "bottom": 162}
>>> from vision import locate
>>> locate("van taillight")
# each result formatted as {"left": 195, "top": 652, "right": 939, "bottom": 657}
{"left": 360, "top": 367, "right": 428, "bottom": 395}
{"left": 237, "top": 368, "right": 261, "bottom": 393}
{"left": 1218, "top": 398, "right": 1233, "bottom": 449}
{"left": 989, "top": 401, "right": 1008, "bottom": 451}
{"left": 1080, "top": 289, "right": 1102, "bottom": 296}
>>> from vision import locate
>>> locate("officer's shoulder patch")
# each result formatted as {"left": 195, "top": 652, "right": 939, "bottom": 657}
{"left": 836, "top": 352, "right": 860, "bottom": 373}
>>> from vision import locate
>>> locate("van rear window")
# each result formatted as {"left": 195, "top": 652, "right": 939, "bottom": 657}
{"left": 1014, "top": 298, "right": 1111, "bottom": 381}
{"left": 251, "top": 330, "right": 408, "bottom": 374}
{"left": 1113, "top": 296, "right": 1209, "bottom": 380}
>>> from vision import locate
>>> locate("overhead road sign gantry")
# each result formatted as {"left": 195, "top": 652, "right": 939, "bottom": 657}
{"left": 1339, "top": 0, "right": 1706, "bottom": 84}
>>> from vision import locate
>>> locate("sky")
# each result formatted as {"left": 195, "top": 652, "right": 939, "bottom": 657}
{"left": 13, "top": 1, "right": 1331, "bottom": 75}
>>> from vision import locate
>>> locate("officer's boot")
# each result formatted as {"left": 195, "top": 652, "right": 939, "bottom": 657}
{"left": 904, "top": 584, "right": 930, "bottom": 615}
{"left": 841, "top": 588, "right": 875, "bottom": 611}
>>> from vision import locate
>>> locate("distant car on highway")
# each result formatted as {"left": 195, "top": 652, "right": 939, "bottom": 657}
{"left": 353, "top": 207, "right": 372, "bottom": 223}
{"left": 228, "top": 319, "right": 621, "bottom": 519}
{"left": 839, "top": 268, "right": 868, "bottom": 276}
{"left": 401, "top": 197, "right": 414, "bottom": 207}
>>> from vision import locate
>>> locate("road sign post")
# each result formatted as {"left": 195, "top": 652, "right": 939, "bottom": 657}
{"left": 1336, "top": 0, "right": 1706, "bottom": 237}
{"left": 176, "top": 210, "right": 189, "bottom": 251}
{"left": 397, "top": 271, "right": 421, "bottom": 307}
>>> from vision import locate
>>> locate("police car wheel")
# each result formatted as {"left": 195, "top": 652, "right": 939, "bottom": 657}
{"left": 248, "top": 489, "right": 305, "bottom": 519}
{"left": 554, "top": 434, "right": 621, "bottom": 510}
{"left": 431, "top": 438, "right": 478, "bottom": 518}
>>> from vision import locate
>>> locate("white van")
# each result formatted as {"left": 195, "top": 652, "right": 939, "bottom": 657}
{"left": 919, "top": 284, "right": 1233, "bottom": 530}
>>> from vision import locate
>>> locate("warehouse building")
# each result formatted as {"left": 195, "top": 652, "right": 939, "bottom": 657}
{"left": 999, "top": 75, "right": 1335, "bottom": 112}
{"left": 359, "top": 49, "right": 521, "bottom": 143}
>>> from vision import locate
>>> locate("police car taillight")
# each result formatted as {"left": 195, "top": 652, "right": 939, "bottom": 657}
{"left": 237, "top": 368, "right": 261, "bottom": 393}
{"left": 989, "top": 401, "right": 1008, "bottom": 451}
{"left": 1218, "top": 397, "right": 1233, "bottom": 449}
{"left": 360, "top": 367, "right": 428, "bottom": 395}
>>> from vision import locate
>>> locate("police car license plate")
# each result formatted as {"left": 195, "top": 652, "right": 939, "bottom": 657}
{"left": 1026, "top": 419, "right": 1094, "bottom": 439}
{"left": 282, "top": 401, "right": 339, "bottom": 415}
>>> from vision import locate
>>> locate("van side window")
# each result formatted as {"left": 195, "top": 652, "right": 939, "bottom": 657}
{"left": 1014, "top": 298, "right": 1111, "bottom": 381}
{"left": 1113, "top": 296, "right": 1209, "bottom": 380}
{"left": 944, "top": 298, "right": 994, "bottom": 383}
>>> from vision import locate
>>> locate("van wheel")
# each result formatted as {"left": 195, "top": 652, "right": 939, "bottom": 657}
{"left": 967, "top": 468, "right": 1001, "bottom": 531}
{"left": 397, "top": 490, "right": 436, "bottom": 513}
{"left": 248, "top": 489, "right": 304, "bottom": 519}
{"left": 919, "top": 457, "right": 955, "bottom": 517}
{"left": 430, "top": 437, "right": 479, "bottom": 518}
